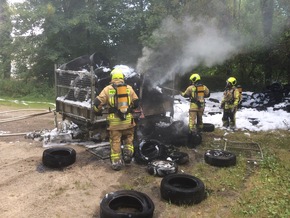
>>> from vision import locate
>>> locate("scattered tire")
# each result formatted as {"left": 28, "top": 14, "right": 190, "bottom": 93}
{"left": 187, "top": 133, "right": 202, "bottom": 148}
{"left": 100, "top": 190, "right": 155, "bottom": 218}
{"left": 202, "top": 123, "right": 215, "bottom": 132}
{"left": 147, "top": 160, "right": 178, "bottom": 177}
{"left": 160, "top": 174, "right": 205, "bottom": 205}
{"left": 134, "top": 139, "right": 165, "bottom": 165}
{"left": 42, "top": 147, "right": 76, "bottom": 168}
{"left": 204, "top": 149, "right": 236, "bottom": 167}
{"left": 167, "top": 151, "right": 189, "bottom": 165}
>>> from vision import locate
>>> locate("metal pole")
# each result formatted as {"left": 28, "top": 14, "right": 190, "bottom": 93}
{"left": 90, "top": 66, "right": 95, "bottom": 122}
{"left": 54, "top": 64, "right": 58, "bottom": 129}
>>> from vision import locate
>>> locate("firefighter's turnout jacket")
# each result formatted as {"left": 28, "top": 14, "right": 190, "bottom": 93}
{"left": 221, "top": 86, "right": 240, "bottom": 110}
{"left": 94, "top": 78, "right": 139, "bottom": 165}
{"left": 182, "top": 82, "right": 210, "bottom": 111}
{"left": 221, "top": 86, "right": 240, "bottom": 128}
{"left": 182, "top": 82, "right": 210, "bottom": 131}
{"left": 95, "top": 78, "right": 139, "bottom": 130}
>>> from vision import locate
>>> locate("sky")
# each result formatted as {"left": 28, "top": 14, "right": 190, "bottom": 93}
{"left": 8, "top": 0, "right": 25, "bottom": 3}
{"left": 173, "top": 92, "right": 290, "bottom": 132}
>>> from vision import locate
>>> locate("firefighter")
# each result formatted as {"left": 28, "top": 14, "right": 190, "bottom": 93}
{"left": 220, "top": 77, "right": 240, "bottom": 129}
{"left": 93, "top": 68, "right": 139, "bottom": 171}
{"left": 181, "top": 73, "right": 210, "bottom": 136}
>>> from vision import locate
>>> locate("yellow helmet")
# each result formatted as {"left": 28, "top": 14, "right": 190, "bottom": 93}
{"left": 111, "top": 68, "right": 124, "bottom": 80}
{"left": 189, "top": 73, "right": 201, "bottom": 83}
{"left": 227, "top": 77, "right": 237, "bottom": 86}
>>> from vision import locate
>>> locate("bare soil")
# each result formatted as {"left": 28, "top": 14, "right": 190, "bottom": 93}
{"left": 0, "top": 105, "right": 222, "bottom": 218}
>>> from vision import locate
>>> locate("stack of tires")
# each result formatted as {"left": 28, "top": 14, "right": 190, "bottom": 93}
{"left": 134, "top": 139, "right": 189, "bottom": 177}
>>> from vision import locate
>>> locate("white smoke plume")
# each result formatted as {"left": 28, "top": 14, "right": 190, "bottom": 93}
{"left": 136, "top": 16, "right": 244, "bottom": 86}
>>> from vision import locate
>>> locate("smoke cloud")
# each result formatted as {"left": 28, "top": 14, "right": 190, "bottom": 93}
{"left": 136, "top": 16, "right": 244, "bottom": 86}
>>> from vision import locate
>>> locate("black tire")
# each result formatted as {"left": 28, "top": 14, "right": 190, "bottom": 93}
{"left": 187, "top": 133, "right": 202, "bottom": 148}
{"left": 100, "top": 190, "right": 155, "bottom": 218}
{"left": 202, "top": 123, "right": 215, "bottom": 132}
{"left": 204, "top": 149, "right": 236, "bottom": 167}
{"left": 147, "top": 160, "right": 178, "bottom": 177}
{"left": 167, "top": 151, "right": 189, "bottom": 165}
{"left": 134, "top": 139, "right": 165, "bottom": 165}
{"left": 160, "top": 174, "right": 205, "bottom": 205}
{"left": 42, "top": 147, "right": 76, "bottom": 168}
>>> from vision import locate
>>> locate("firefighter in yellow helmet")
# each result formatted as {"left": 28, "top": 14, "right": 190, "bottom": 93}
{"left": 220, "top": 77, "right": 240, "bottom": 129}
{"left": 181, "top": 73, "right": 210, "bottom": 146}
{"left": 93, "top": 68, "right": 139, "bottom": 170}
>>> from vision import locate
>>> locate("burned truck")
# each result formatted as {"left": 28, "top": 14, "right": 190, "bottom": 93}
{"left": 54, "top": 53, "right": 175, "bottom": 142}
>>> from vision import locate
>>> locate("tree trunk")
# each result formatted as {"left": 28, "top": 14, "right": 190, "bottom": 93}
{"left": 260, "top": 0, "right": 274, "bottom": 86}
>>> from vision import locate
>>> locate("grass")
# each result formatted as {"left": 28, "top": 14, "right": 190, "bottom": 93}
{"left": 192, "top": 129, "right": 289, "bottom": 218}
{"left": 120, "top": 128, "right": 290, "bottom": 218}
{"left": 0, "top": 79, "right": 55, "bottom": 109}
{"left": 2, "top": 88, "right": 288, "bottom": 217}
{"left": 0, "top": 97, "right": 55, "bottom": 110}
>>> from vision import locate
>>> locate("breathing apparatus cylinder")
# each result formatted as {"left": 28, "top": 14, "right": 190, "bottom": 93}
{"left": 116, "top": 84, "right": 129, "bottom": 114}
{"left": 196, "top": 85, "right": 205, "bottom": 97}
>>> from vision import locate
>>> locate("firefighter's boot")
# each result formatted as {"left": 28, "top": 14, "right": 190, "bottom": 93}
{"left": 111, "top": 153, "right": 123, "bottom": 171}
{"left": 197, "top": 124, "right": 203, "bottom": 133}
{"left": 123, "top": 144, "right": 134, "bottom": 164}
{"left": 222, "top": 120, "right": 229, "bottom": 128}
{"left": 229, "top": 121, "right": 236, "bottom": 131}
{"left": 111, "top": 159, "right": 123, "bottom": 171}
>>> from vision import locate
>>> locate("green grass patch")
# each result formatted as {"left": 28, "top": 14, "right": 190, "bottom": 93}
{"left": 198, "top": 129, "right": 290, "bottom": 218}
{"left": 0, "top": 78, "right": 55, "bottom": 101}
{"left": 0, "top": 97, "right": 55, "bottom": 109}
{"left": 0, "top": 79, "right": 55, "bottom": 109}
{"left": 235, "top": 150, "right": 290, "bottom": 217}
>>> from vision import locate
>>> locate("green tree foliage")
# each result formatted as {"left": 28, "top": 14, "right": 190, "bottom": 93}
{"left": 0, "top": 0, "right": 12, "bottom": 79}
{"left": 3, "top": 0, "right": 290, "bottom": 90}
{"left": 9, "top": 0, "right": 148, "bottom": 85}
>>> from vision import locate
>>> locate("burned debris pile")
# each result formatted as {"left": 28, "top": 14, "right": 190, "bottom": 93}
{"left": 52, "top": 53, "right": 190, "bottom": 158}
{"left": 240, "top": 82, "right": 290, "bottom": 112}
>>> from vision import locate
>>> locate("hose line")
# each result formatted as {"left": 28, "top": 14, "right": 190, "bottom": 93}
{"left": 0, "top": 110, "right": 53, "bottom": 123}
{"left": 0, "top": 132, "right": 30, "bottom": 137}
{"left": 0, "top": 109, "right": 49, "bottom": 114}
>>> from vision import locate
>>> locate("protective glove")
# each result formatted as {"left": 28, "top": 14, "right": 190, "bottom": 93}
{"left": 93, "top": 105, "right": 103, "bottom": 116}
{"left": 231, "top": 106, "right": 237, "bottom": 113}
{"left": 131, "top": 99, "right": 140, "bottom": 109}
{"left": 220, "top": 102, "right": 225, "bottom": 109}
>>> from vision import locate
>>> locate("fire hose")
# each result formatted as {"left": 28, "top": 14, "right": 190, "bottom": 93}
{"left": 0, "top": 109, "right": 53, "bottom": 137}
{"left": 0, "top": 109, "right": 53, "bottom": 123}
{"left": 0, "top": 132, "right": 31, "bottom": 137}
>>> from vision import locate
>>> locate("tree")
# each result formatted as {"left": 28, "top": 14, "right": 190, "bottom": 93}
{"left": 6, "top": 0, "right": 290, "bottom": 88}
{"left": 10, "top": 0, "right": 149, "bottom": 84}
{"left": 0, "top": 0, "right": 12, "bottom": 79}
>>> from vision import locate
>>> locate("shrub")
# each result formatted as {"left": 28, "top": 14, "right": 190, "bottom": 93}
{"left": 0, "top": 79, "right": 55, "bottom": 101}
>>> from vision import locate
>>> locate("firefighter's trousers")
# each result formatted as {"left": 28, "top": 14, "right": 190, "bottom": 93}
{"left": 189, "top": 108, "right": 204, "bottom": 132}
{"left": 222, "top": 108, "right": 237, "bottom": 128}
{"left": 109, "top": 127, "right": 135, "bottom": 162}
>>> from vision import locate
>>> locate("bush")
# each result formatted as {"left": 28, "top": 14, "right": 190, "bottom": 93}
{"left": 0, "top": 79, "right": 55, "bottom": 101}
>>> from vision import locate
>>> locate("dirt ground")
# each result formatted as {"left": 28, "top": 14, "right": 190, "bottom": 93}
{"left": 0, "top": 106, "right": 212, "bottom": 218}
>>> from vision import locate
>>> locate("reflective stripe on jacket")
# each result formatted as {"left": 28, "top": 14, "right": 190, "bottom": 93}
{"left": 182, "top": 84, "right": 210, "bottom": 110}
{"left": 221, "top": 86, "right": 240, "bottom": 109}
{"left": 95, "top": 79, "right": 139, "bottom": 130}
